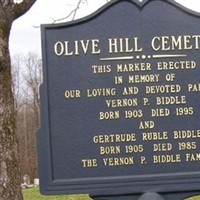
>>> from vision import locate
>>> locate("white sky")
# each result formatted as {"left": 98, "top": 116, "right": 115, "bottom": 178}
{"left": 9, "top": 0, "right": 200, "bottom": 57}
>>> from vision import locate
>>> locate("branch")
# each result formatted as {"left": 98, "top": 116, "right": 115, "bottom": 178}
{"left": 11, "top": 0, "right": 37, "bottom": 20}
{"left": 52, "top": 0, "right": 83, "bottom": 23}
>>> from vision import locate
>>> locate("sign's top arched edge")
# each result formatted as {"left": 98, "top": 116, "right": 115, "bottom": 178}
{"left": 41, "top": 0, "right": 200, "bottom": 29}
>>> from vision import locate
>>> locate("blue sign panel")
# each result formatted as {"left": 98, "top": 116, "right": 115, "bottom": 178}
{"left": 38, "top": 0, "right": 200, "bottom": 197}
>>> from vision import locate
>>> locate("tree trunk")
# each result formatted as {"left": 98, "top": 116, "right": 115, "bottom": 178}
{"left": 0, "top": 24, "right": 23, "bottom": 199}
{"left": 0, "top": 1, "right": 37, "bottom": 199}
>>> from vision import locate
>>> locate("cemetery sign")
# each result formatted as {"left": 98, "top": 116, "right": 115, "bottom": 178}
{"left": 38, "top": 0, "right": 200, "bottom": 198}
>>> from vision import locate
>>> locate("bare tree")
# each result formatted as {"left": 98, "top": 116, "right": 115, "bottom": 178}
{"left": 23, "top": 53, "right": 42, "bottom": 181}
{"left": 16, "top": 93, "right": 39, "bottom": 184}
{"left": 0, "top": 1, "right": 37, "bottom": 200}
{"left": 23, "top": 52, "right": 42, "bottom": 126}
{"left": 0, "top": 1, "right": 110, "bottom": 199}
{"left": 11, "top": 54, "right": 24, "bottom": 116}
{"left": 11, "top": 53, "right": 41, "bottom": 183}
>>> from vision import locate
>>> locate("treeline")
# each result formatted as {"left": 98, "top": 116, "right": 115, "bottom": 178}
{"left": 12, "top": 52, "right": 42, "bottom": 183}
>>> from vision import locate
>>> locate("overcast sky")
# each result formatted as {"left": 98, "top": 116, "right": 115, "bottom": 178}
{"left": 9, "top": 0, "right": 200, "bottom": 57}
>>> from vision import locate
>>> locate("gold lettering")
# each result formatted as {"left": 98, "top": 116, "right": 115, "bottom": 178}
{"left": 173, "top": 130, "right": 200, "bottom": 139}
{"left": 108, "top": 38, "right": 143, "bottom": 53}
{"left": 186, "top": 153, "right": 200, "bottom": 162}
{"left": 82, "top": 159, "right": 98, "bottom": 168}
{"left": 179, "top": 142, "right": 196, "bottom": 150}
{"left": 153, "top": 143, "right": 172, "bottom": 152}
{"left": 100, "top": 146, "right": 121, "bottom": 155}
{"left": 183, "top": 35, "right": 193, "bottom": 50}
{"left": 139, "top": 121, "right": 155, "bottom": 129}
{"left": 142, "top": 131, "right": 168, "bottom": 141}
{"left": 99, "top": 111, "right": 120, "bottom": 120}
{"left": 92, "top": 65, "right": 111, "bottom": 74}
{"left": 133, "top": 37, "right": 143, "bottom": 52}
{"left": 93, "top": 133, "right": 136, "bottom": 144}
{"left": 122, "top": 87, "right": 139, "bottom": 95}
{"left": 109, "top": 38, "right": 118, "bottom": 53}
{"left": 91, "top": 39, "right": 101, "bottom": 54}
{"left": 64, "top": 90, "right": 81, "bottom": 99}
{"left": 151, "top": 108, "right": 170, "bottom": 117}
{"left": 117, "top": 63, "right": 151, "bottom": 72}
{"left": 87, "top": 88, "right": 116, "bottom": 97}
{"left": 151, "top": 36, "right": 160, "bottom": 51}
{"left": 106, "top": 98, "right": 138, "bottom": 108}
{"left": 161, "top": 36, "right": 170, "bottom": 51}
{"left": 54, "top": 39, "right": 101, "bottom": 56}
{"left": 171, "top": 36, "right": 182, "bottom": 50}
{"left": 143, "top": 98, "right": 149, "bottom": 106}
{"left": 156, "top": 96, "right": 186, "bottom": 105}
{"left": 103, "top": 157, "right": 134, "bottom": 166}
{"left": 146, "top": 84, "right": 181, "bottom": 94}
{"left": 192, "top": 35, "right": 200, "bottom": 49}
{"left": 188, "top": 83, "right": 200, "bottom": 92}
{"left": 157, "top": 61, "right": 196, "bottom": 70}
{"left": 153, "top": 154, "right": 181, "bottom": 163}
{"left": 151, "top": 35, "right": 200, "bottom": 51}
{"left": 124, "top": 110, "right": 143, "bottom": 119}
{"left": 140, "top": 156, "right": 146, "bottom": 164}
{"left": 129, "top": 74, "right": 159, "bottom": 84}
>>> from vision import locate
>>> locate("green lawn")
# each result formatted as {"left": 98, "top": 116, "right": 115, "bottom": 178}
{"left": 23, "top": 187, "right": 91, "bottom": 200}
{"left": 23, "top": 187, "right": 200, "bottom": 200}
{"left": 186, "top": 197, "right": 200, "bottom": 200}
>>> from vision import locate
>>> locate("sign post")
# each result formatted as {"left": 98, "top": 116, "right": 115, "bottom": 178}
{"left": 38, "top": 0, "right": 200, "bottom": 199}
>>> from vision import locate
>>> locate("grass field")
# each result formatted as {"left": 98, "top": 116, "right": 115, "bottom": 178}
{"left": 23, "top": 187, "right": 91, "bottom": 200}
{"left": 23, "top": 187, "right": 200, "bottom": 200}
{"left": 187, "top": 197, "right": 200, "bottom": 200}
